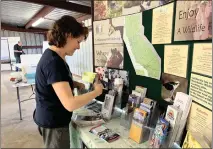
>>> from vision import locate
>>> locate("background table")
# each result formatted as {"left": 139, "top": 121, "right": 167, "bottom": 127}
{"left": 12, "top": 82, "right": 35, "bottom": 120}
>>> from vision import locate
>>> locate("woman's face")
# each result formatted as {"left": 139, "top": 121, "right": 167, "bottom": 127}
{"left": 64, "top": 35, "right": 85, "bottom": 56}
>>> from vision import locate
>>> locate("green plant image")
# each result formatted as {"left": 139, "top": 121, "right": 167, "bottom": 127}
{"left": 107, "top": 1, "right": 123, "bottom": 18}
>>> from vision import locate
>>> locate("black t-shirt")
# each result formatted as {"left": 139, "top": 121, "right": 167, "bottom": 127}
{"left": 14, "top": 44, "right": 22, "bottom": 57}
{"left": 33, "top": 48, "right": 74, "bottom": 128}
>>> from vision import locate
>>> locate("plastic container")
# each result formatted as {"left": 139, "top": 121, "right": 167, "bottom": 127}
{"left": 120, "top": 105, "right": 133, "bottom": 129}
{"left": 148, "top": 118, "right": 188, "bottom": 148}
{"left": 113, "top": 78, "right": 123, "bottom": 108}
{"left": 22, "top": 65, "right": 36, "bottom": 84}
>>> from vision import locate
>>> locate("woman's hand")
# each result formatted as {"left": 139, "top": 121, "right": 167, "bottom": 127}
{"left": 94, "top": 82, "right": 103, "bottom": 96}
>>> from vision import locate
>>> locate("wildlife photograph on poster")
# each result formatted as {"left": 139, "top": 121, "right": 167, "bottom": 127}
{"left": 94, "top": 0, "right": 173, "bottom": 20}
{"left": 94, "top": 44, "right": 124, "bottom": 69}
{"left": 161, "top": 73, "right": 188, "bottom": 103}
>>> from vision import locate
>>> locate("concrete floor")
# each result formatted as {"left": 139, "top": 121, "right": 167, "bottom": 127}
{"left": 1, "top": 70, "right": 43, "bottom": 148}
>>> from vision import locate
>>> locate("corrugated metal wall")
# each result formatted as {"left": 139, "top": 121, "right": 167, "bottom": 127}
{"left": 65, "top": 31, "right": 93, "bottom": 76}
{"left": 1, "top": 30, "right": 45, "bottom": 54}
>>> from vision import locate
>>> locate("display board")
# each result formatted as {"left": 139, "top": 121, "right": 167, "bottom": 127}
{"left": 92, "top": 1, "right": 212, "bottom": 108}
{"left": 1, "top": 38, "right": 10, "bottom": 61}
{"left": 92, "top": 1, "right": 212, "bottom": 147}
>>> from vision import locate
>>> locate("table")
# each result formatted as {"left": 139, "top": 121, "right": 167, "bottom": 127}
{"left": 12, "top": 82, "right": 35, "bottom": 120}
{"left": 70, "top": 108, "right": 149, "bottom": 148}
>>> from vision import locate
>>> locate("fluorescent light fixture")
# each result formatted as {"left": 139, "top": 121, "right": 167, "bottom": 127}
{"left": 32, "top": 18, "right": 44, "bottom": 27}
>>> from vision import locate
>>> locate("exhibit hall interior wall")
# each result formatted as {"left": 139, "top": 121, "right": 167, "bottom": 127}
{"left": 91, "top": 0, "right": 212, "bottom": 147}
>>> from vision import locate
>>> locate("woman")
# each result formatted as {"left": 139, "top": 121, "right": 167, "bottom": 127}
{"left": 33, "top": 15, "right": 103, "bottom": 148}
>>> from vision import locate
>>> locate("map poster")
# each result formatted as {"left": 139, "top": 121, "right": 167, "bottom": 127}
{"left": 123, "top": 13, "right": 161, "bottom": 80}
{"left": 187, "top": 102, "right": 212, "bottom": 146}
{"left": 189, "top": 73, "right": 212, "bottom": 110}
{"left": 152, "top": 2, "right": 174, "bottom": 44}
{"left": 93, "top": 16, "right": 124, "bottom": 44}
{"left": 94, "top": 0, "right": 173, "bottom": 21}
{"left": 192, "top": 43, "right": 212, "bottom": 76}
{"left": 94, "top": 44, "right": 124, "bottom": 69}
{"left": 174, "top": 1, "right": 212, "bottom": 41}
{"left": 161, "top": 73, "right": 188, "bottom": 103}
{"left": 164, "top": 45, "right": 189, "bottom": 78}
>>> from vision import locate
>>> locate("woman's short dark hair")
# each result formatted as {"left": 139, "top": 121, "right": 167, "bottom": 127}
{"left": 47, "top": 15, "right": 88, "bottom": 48}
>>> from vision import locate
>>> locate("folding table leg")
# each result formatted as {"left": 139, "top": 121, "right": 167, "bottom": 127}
{"left": 16, "top": 87, "right": 22, "bottom": 120}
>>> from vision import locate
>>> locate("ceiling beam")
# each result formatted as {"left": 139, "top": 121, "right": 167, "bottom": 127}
{"left": 15, "top": 0, "right": 91, "bottom": 14}
{"left": 1, "top": 23, "right": 48, "bottom": 33}
{"left": 25, "top": 6, "right": 55, "bottom": 29}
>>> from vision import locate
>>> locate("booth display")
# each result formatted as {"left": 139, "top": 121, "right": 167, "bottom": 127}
{"left": 70, "top": 0, "right": 212, "bottom": 148}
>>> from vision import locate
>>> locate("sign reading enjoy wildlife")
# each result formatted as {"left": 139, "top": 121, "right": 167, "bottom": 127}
{"left": 174, "top": 1, "right": 212, "bottom": 41}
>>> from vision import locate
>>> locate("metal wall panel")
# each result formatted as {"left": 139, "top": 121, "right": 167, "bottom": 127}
{"left": 66, "top": 31, "right": 93, "bottom": 76}
{"left": 25, "top": 32, "right": 31, "bottom": 46}
{"left": 23, "top": 49, "right": 28, "bottom": 54}
{"left": 1, "top": 31, "right": 3, "bottom": 37}
{"left": 39, "top": 34, "right": 44, "bottom": 45}
{"left": 14, "top": 32, "right": 20, "bottom": 37}
{"left": 8, "top": 31, "right": 15, "bottom": 37}
{"left": 30, "top": 33, "right": 36, "bottom": 46}
{"left": 35, "top": 34, "right": 41, "bottom": 46}
{"left": 3, "top": 30, "right": 8, "bottom": 37}
{"left": 20, "top": 32, "right": 27, "bottom": 46}
{"left": 1, "top": 30, "right": 44, "bottom": 54}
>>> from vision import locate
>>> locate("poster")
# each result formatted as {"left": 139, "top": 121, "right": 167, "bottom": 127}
{"left": 192, "top": 43, "right": 212, "bottom": 76}
{"left": 164, "top": 45, "right": 189, "bottom": 78}
{"left": 108, "top": 69, "right": 129, "bottom": 92}
{"left": 123, "top": 13, "right": 161, "bottom": 80}
{"left": 94, "top": 44, "right": 124, "bottom": 69}
{"left": 161, "top": 73, "right": 188, "bottom": 103}
{"left": 182, "top": 131, "right": 210, "bottom": 148}
{"left": 94, "top": 1, "right": 123, "bottom": 21}
{"left": 93, "top": 17, "right": 124, "bottom": 44}
{"left": 94, "top": 0, "right": 173, "bottom": 21}
{"left": 174, "top": 1, "right": 212, "bottom": 41}
{"left": 95, "top": 67, "right": 109, "bottom": 90}
{"left": 189, "top": 73, "right": 212, "bottom": 110}
{"left": 122, "top": 0, "right": 172, "bottom": 16}
{"left": 152, "top": 2, "right": 174, "bottom": 44}
{"left": 187, "top": 102, "right": 212, "bottom": 146}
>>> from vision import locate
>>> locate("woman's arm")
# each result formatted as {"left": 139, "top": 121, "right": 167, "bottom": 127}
{"left": 52, "top": 81, "right": 103, "bottom": 112}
